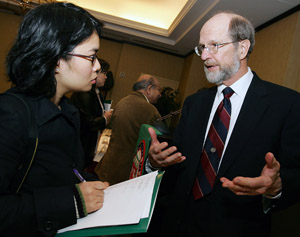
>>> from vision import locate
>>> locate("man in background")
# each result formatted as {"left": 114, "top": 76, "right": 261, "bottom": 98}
{"left": 95, "top": 74, "right": 161, "bottom": 185}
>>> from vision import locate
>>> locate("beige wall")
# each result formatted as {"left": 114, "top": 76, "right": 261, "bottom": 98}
{"left": 248, "top": 11, "right": 300, "bottom": 91}
{"left": 98, "top": 38, "right": 122, "bottom": 79}
{"left": 177, "top": 53, "right": 212, "bottom": 106}
{"left": 104, "top": 43, "right": 184, "bottom": 106}
{"left": 284, "top": 12, "right": 300, "bottom": 92}
{"left": 0, "top": 12, "right": 21, "bottom": 92}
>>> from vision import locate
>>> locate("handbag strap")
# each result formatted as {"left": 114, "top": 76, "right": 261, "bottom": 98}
{"left": 2, "top": 92, "right": 39, "bottom": 193}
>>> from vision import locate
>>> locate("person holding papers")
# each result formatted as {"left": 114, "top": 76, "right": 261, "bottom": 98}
{"left": 0, "top": 3, "right": 109, "bottom": 236}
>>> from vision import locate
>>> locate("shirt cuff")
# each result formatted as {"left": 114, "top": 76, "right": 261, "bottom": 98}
{"left": 264, "top": 191, "right": 282, "bottom": 199}
{"left": 145, "top": 157, "right": 162, "bottom": 173}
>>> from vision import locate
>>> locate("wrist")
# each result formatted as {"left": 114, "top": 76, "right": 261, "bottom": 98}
{"left": 73, "top": 184, "right": 88, "bottom": 218}
{"left": 145, "top": 157, "right": 162, "bottom": 173}
{"left": 265, "top": 177, "right": 282, "bottom": 198}
{"left": 148, "top": 157, "right": 162, "bottom": 170}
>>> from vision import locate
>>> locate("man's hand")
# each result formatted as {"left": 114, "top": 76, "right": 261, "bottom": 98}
{"left": 148, "top": 127, "right": 185, "bottom": 168}
{"left": 220, "top": 152, "right": 282, "bottom": 196}
{"left": 78, "top": 181, "right": 109, "bottom": 213}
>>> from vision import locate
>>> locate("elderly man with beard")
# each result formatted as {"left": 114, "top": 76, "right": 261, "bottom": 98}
{"left": 146, "top": 11, "right": 300, "bottom": 237}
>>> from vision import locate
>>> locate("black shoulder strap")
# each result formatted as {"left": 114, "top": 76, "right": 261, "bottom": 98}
{"left": 2, "top": 92, "right": 39, "bottom": 193}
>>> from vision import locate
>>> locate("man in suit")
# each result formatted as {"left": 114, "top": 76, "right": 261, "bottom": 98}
{"left": 147, "top": 11, "right": 300, "bottom": 237}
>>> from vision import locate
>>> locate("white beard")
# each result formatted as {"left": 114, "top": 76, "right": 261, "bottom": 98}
{"left": 204, "top": 53, "right": 240, "bottom": 85}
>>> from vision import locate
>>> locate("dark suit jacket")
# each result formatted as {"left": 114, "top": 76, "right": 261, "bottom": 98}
{"left": 70, "top": 85, "right": 106, "bottom": 166}
{"left": 157, "top": 72, "right": 300, "bottom": 237}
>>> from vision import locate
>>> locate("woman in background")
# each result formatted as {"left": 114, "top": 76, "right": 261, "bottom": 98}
{"left": 0, "top": 3, "right": 108, "bottom": 236}
{"left": 71, "top": 59, "right": 113, "bottom": 169}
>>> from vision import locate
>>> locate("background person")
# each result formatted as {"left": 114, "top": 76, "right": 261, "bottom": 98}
{"left": 71, "top": 58, "right": 113, "bottom": 168}
{"left": 95, "top": 74, "right": 161, "bottom": 185}
{"left": 0, "top": 3, "right": 109, "bottom": 236}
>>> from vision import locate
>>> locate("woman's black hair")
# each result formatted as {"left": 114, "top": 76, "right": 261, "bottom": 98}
{"left": 6, "top": 2, "right": 103, "bottom": 98}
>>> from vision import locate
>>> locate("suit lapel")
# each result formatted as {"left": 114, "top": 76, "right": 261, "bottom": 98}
{"left": 194, "top": 87, "right": 217, "bottom": 146}
{"left": 217, "top": 74, "right": 270, "bottom": 178}
{"left": 184, "top": 87, "right": 217, "bottom": 187}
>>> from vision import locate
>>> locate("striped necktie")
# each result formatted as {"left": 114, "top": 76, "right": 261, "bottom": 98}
{"left": 192, "top": 87, "right": 234, "bottom": 200}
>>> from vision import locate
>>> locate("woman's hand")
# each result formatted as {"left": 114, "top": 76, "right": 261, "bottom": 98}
{"left": 78, "top": 181, "right": 109, "bottom": 213}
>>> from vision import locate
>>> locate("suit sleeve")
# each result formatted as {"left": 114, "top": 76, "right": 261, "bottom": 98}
{"left": 277, "top": 93, "right": 300, "bottom": 207}
{"left": 71, "top": 92, "right": 106, "bottom": 131}
{"left": 172, "top": 96, "right": 191, "bottom": 149}
{"left": 158, "top": 98, "right": 191, "bottom": 195}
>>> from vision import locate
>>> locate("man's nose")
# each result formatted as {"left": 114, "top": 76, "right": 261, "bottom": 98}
{"left": 201, "top": 48, "right": 212, "bottom": 61}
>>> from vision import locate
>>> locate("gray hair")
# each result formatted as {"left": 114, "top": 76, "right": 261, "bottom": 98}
{"left": 132, "top": 76, "right": 156, "bottom": 91}
{"left": 228, "top": 15, "right": 255, "bottom": 59}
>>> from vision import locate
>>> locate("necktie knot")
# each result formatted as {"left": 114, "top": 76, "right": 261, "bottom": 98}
{"left": 222, "top": 87, "right": 234, "bottom": 99}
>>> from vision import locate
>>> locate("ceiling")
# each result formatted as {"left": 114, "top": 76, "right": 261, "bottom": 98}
{"left": 1, "top": 0, "right": 300, "bottom": 57}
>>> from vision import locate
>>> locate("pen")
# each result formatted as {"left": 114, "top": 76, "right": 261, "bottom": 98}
{"left": 73, "top": 168, "right": 86, "bottom": 182}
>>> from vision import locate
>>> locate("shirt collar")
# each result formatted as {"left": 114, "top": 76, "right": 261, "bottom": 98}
{"left": 217, "top": 67, "right": 253, "bottom": 99}
{"left": 142, "top": 93, "right": 150, "bottom": 103}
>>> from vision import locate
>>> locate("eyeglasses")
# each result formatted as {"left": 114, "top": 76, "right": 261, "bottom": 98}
{"left": 67, "top": 53, "right": 98, "bottom": 64}
{"left": 194, "top": 41, "right": 238, "bottom": 57}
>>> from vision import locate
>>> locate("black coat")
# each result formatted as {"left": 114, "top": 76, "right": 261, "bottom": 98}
{"left": 157, "top": 73, "right": 300, "bottom": 237}
{"left": 0, "top": 89, "right": 96, "bottom": 236}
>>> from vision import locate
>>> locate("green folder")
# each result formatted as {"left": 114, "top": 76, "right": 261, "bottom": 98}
{"left": 130, "top": 124, "right": 162, "bottom": 179}
{"left": 56, "top": 171, "right": 164, "bottom": 236}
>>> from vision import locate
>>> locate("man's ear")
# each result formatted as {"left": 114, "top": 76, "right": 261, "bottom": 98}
{"left": 146, "top": 85, "right": 152, "bottom": 95}
{"left": 239, "top": 39, "right": 250, "bottom": 60}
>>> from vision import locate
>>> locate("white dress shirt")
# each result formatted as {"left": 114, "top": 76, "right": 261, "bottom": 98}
{"left": 204, "top": 68, "right": 253, "bottom": 171}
